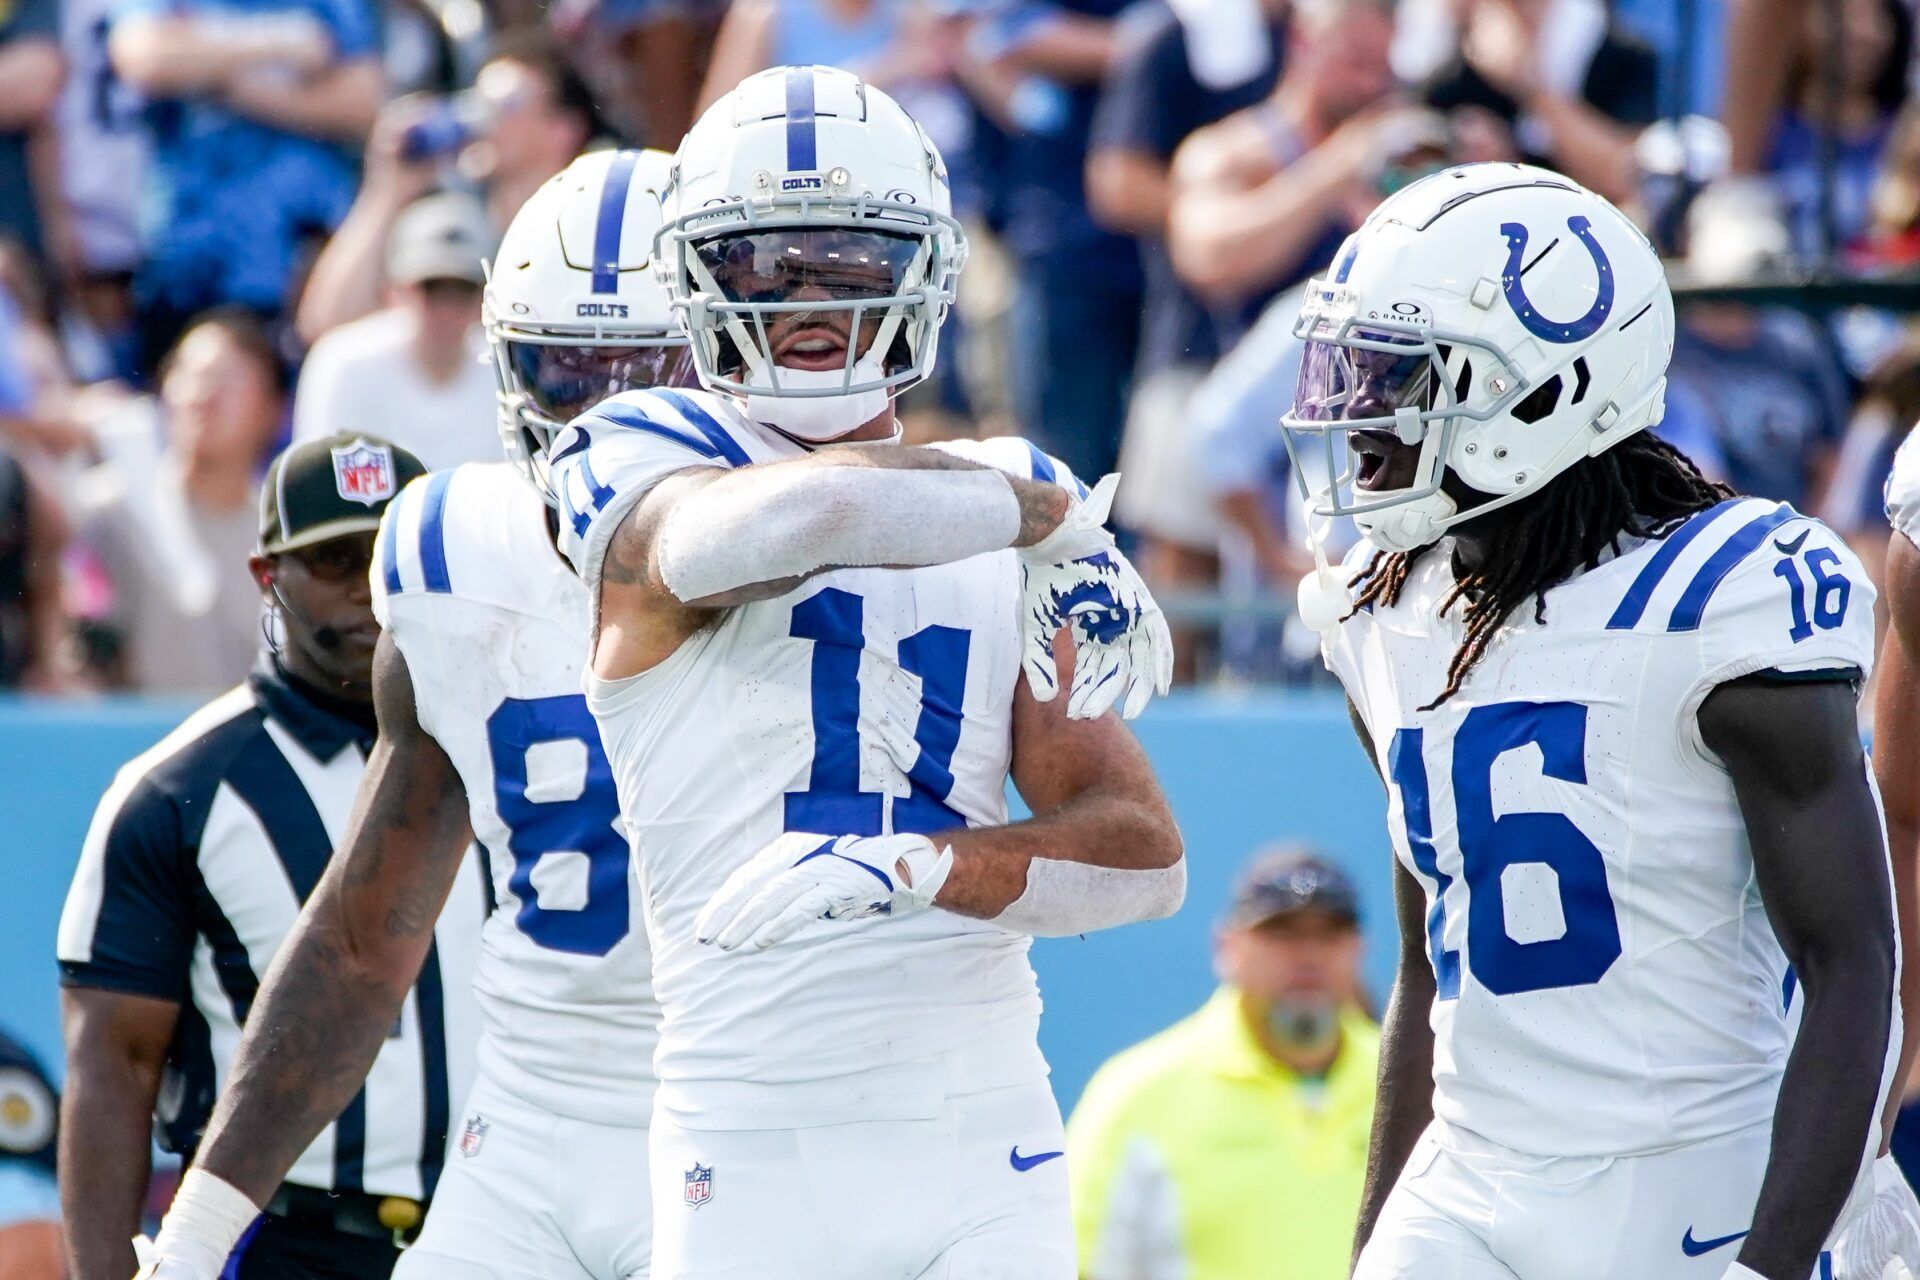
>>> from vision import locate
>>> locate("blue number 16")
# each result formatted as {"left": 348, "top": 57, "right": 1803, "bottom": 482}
{"left": 1388, "top": 700, "right": 1622, "bottom": 998}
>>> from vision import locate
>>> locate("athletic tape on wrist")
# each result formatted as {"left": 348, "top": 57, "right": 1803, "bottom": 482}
{"left": 152, "top": 1168, "right": 260, "bottom": 1276}
{"left": 992, "top": 858, "right": 1186, "bottom": 937}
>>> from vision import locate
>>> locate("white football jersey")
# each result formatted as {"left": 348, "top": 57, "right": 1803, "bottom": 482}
{"left": 550, "top": 388, "right": 1073, "bottom": 1130}
{"left": 1324, "top": 496, "right": 1882, "bottom": 1158}
{"left": 1885, "top": 423, "right": 1920, "bottom": 547}
{"left": 373, "top": 462, "right": 658, "bottom": 1126}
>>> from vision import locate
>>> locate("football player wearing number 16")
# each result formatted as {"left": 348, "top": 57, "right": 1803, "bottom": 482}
{"left": 131, "top": 149, "right": 699, "bottom": 1280}
{"left": 1286, "top": 163, "right": 1914, "bottom": 1280}
{"left": 549, "top": 66, "right": 1181, "bottom": 1280}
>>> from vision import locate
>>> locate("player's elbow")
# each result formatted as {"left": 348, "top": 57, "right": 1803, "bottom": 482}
{"left": 1794, "top": 913, "right": 1896, "bottom": 1017}
{"left": 1135, "top": 798, "right": 1184, "bottom": 873}
{"left": 1140, "top": 855, "right": 1185, "bottom": 922}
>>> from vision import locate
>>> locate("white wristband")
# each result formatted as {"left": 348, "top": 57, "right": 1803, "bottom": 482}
{"left": 152, "top": 1168, "right": 260, "bottom": 1276}
{"left": 1718, "top": 1264, "right": 1766, "bottom": 1280}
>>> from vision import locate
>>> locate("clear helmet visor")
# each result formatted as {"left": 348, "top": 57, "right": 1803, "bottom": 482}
{"left": 687, "top": 227, "right": 932, "bottom": 397}
{"left": 504, "top": 339, "right": 699, "bottom": 422}
{"left": 696, "top": 227, "right": 921, "bottom": 305}
{"left": 1291, "top": 329, "right": 1439, "bottom": 425}
{"left": 1280, "top": 323, "right": 1475, "bottom": 537}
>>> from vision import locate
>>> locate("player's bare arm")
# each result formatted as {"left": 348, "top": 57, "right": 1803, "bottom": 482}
{"left": 59, "top": 988, "right": 178, "bottom": 1280}
{"left": 188, "top": 634, "right": 474, "bottom": 1205}
{"left": 928, "top": 646, "right": 1183, "bottom": 925}
{"left": 1341, "top": 699, "right": 1437, "bottom": 1269}
{"left": 1701, "top": 675, "right": 1896, "bottom": 1280}
{"left": 1350, "top": 857, "right": 1438, "bottom": 1271}
{"left": 1872, "top": 529, "right": 1920, "bottom": 1146}
{"left": 593, "top": 444, "right": 1073, "bottom": 680}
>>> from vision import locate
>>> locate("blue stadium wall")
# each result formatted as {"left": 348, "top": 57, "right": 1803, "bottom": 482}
{"left": 0, "top": 692, "right": 1388, "bottom": 1112}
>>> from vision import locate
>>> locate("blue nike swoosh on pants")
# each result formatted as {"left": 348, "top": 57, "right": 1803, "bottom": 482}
{"left": 1680, "top": 1227, "right": 1748, "bottom": 1257}
{"left": 1009, "top": 1147, "right": 1064, "bottom": 1172}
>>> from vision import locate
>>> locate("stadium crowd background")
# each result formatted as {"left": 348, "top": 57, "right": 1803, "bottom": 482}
{"left": 2, "top": 0, "right": 1919, "bottom": 1274}
{"left": 1, "top": 0, "right": 1913, "bottom": 696}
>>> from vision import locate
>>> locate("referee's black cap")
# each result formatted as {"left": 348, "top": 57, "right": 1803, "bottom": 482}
{"left": 260, "top": 434, "right": 428, "bottom": 555}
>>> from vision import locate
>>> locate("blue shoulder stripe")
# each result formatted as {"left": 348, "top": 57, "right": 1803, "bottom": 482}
{"left": 1023, "top": 440, "right": 1056, "bottom": 484}
{"left": 592, "top": 399, "right": 726, "bottom": 460}
{"left": 1604, "top": 498, "right": 1744, "bottom": 631}
{"left": 416, "top": 470, "right": 454, "bottom": 594}
{"left": 1020, "top": 439, "right": 1088, "bottom": 497}
{"left": 1665, "top": 503, "right": 1798, "bottom": 633}
{"left": 647, "top": 390, "right": 752, "bottom": 466}
{"left": 379, "top": 500, "right": 403, "bottom": 595}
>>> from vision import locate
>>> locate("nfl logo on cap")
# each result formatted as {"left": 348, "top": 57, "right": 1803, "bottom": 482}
{"left": 684, "top": 1163, "right": 713, "bottom": 1208}
{"left": 331, "top": 440, "right": 398, "bottom": 507}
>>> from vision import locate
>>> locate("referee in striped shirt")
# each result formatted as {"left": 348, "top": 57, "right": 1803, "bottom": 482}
{"left": 57, "top": 435, "right": 484, "bottom": 1280}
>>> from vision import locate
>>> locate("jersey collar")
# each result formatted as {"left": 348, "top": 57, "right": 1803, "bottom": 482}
{"left": 249, "top": 656, "right": 377, "bottom": 761}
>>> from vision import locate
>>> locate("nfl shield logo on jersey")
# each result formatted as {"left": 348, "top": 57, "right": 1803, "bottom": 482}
{"left": 331, "top": 440, "right": 397, "bottom": 506}
{"left": 458, "top": 1114, "right": 488, "bottom": 1158}
{"left": 684, "top": 1163, "right": 713, "bottom": 1208}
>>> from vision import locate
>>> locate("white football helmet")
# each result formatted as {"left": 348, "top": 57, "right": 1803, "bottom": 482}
{"left": 485, "top": 148, "right": 696, "bottom": 500}
{"left": 654, "top": 65, "right": 967, "bottom": 442}
{"left": 1281, "top": 163, "right": 1674, "bottom": 554}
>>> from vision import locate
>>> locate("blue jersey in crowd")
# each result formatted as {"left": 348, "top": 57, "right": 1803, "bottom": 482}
{"left": 116, "top": 0, "right": 377, "bottom": 314}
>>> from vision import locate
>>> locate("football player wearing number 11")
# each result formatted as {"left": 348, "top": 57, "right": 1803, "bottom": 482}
{"left": 549, "top": 65, "right": 1180, "bottom": 1280}
{"left": 1287, "top": 163, "right": 1917, "bottom": 1280}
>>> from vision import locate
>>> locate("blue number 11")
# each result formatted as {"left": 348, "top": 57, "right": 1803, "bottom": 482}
{"left": 786, "top": 588, "right": 971, "bottom": 837}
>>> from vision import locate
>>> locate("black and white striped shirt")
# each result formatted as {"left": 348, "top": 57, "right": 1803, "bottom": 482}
{"left": 57, "top": 660, "right": 484, "bottom": 1202}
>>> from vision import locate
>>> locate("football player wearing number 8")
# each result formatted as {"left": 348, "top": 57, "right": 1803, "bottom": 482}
{"left": 544, "top": 66, "right": 1181, "bottom": 1279}
{"left": 1288, "top": 163, "right": 1909, "bottom": 1280}
{"left": 130, "top": 150, "right": 700, "bottom": 1280}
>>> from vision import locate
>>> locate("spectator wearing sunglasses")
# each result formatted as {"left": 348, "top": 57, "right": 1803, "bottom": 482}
{"left": 292, "top": 193, "right": 499, "bottom": 470}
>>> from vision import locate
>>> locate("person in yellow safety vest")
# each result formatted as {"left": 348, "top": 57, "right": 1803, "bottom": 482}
{"left": 1067, "top": 845, "right": 1379, "bottom": 1280}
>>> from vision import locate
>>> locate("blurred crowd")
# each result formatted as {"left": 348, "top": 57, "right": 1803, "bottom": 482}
{"left": 0, "top": 0, "right": 1916, "bottom": 693}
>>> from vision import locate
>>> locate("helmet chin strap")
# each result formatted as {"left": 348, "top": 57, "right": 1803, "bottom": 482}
{"left": 742, "top": 353, "right": 894, "bottom": 441}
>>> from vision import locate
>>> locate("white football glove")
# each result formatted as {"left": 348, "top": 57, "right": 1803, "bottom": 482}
{"left": 1019, "top": 474, "right": 1174, "bottom": 721}
{"left": 1833, "top": 1156, "right": 1920, "bottom": 1280}
{"left": 133, "top": 1234, "right": 218, "bottom": 1280}
{"left": 695, "top": 831, "right": 955, "bottom": 952}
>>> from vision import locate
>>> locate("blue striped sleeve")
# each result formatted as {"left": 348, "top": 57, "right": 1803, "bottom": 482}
{"left": 377, "top": 493, "right": 404, "bottom": 596}
{"left": 1665, "top": 504, "right": 1798, "bottom": 633}
{"left": 590, "top": 395, "right": 748, "bottom": 467}
{"left": 1604, "top": 498, "right": 1743, "bottom": 631}
{"left": 648, "top": 390, "right": 752, "bottom": 466}
{"left": 415, "top": 471, "right": 455, "bottom": 595}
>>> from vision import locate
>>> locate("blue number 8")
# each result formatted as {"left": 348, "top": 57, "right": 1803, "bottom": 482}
{"left": 486, "top": 695, "right": 629, "bottom": 956}
{"left": 1389, "top": 700, "right": 1622, "bottom": 998}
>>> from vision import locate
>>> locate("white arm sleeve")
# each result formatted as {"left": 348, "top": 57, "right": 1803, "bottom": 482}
{"left": 991, "top": 857, "right": 1187, "bottom": 937}
{"left": 655, "top": 462, "right": 1023, "bottom": 603}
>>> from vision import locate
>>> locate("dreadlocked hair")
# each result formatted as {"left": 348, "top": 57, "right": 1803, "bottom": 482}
{"left": 1348, "top": 432, "right": 1733, "bottom": 711}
